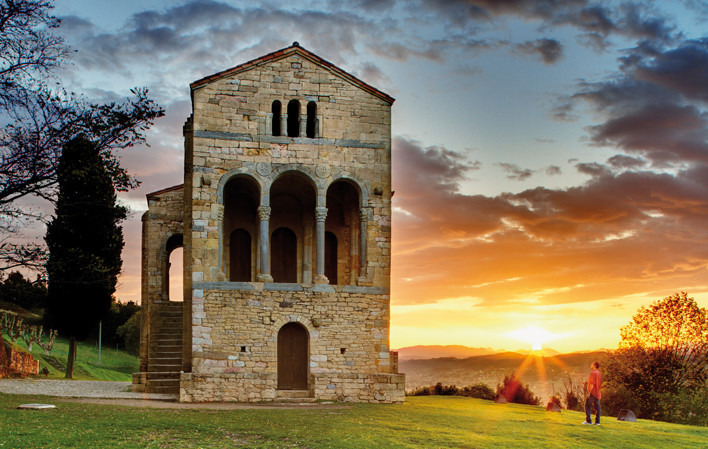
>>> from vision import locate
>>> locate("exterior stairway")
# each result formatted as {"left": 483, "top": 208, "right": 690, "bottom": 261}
{"left": 146, "top": 302, "right": 183, "bottom": 394}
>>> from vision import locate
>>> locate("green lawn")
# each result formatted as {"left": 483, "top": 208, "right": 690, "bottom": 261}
{"left": 0, "top": 395, "right": 705, "bottom": 448}
{"left": 2, "top": 335, "right": 139, "bottom": 381}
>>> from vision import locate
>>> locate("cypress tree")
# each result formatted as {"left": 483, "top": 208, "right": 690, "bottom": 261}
{"left": 45, "top": 136, "right": 127, "bottom": 378}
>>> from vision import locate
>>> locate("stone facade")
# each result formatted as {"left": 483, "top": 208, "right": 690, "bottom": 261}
{"left": 134, "top": 43, "right": 404, "bottom": 403}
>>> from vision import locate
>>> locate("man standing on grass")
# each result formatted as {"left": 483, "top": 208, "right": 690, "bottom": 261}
{"left": 582, "top": 362, "right": 602, "bottom": 425}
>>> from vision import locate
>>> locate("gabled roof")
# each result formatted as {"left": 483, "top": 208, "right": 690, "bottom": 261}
{"left": 146, "top": 184, "right": 184, "bottom": 199}
{"left": 190, "top": 42, "right": 394, "bottom": 104}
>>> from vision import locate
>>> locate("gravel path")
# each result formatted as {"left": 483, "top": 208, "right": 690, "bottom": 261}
{"left": 0, "top": 379, "right": 346, "bottom": 409}
{"left": 0, "top": 379, "right": 175, "bottom": 400}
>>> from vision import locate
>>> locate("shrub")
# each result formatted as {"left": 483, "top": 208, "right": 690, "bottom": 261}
{"left": 562, "top": 375, "right": 585, "bottom": 411}
{"left": 600, "top": 384, "right": 640, "bottom": 418}
{"left": 407, "top": 382, "right": 495, "bottom": 400}
{"left": 496, "top": 374, "right": 540, "bottom": 405}
{"left": 460, "top": 383, "right": 495, "bottom": 400}
{"left": 116, "top": 311, "right": 141, "bottom": 355}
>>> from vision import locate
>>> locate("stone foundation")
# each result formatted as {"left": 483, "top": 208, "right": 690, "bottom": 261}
{"left": 180, "top": 371, "right": 404, "bottom": 403}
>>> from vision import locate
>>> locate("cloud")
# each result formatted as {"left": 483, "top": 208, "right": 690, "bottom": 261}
{"left": 392, "top": 137, "right": 708, "bottom": 308}
{"left": 564, "top": 39, "right": 708, "bottom": 168}
{"left": 546, "top": 165, "right": 562, "bottom": 175}
{"left": 515, "top": 38, "right": 563, "bottom": 64}
{"left": 496, "top": 163, "right": 534, "bottom": 181}
{"left": 633, "top": 39, "right": 708, "bottom": 103}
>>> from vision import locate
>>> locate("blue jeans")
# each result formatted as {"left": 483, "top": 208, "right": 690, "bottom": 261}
{"left": 585, "top": 395, "right": 600, "bottom": 424}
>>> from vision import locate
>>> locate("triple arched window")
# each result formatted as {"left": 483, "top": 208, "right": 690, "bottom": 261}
{"left": 271, "top": 100, "right": 317, "bottom": 138}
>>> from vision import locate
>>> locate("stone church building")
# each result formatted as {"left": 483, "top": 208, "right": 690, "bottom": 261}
{"left": 133, "top": 43, "right": 405, "bottom": 403}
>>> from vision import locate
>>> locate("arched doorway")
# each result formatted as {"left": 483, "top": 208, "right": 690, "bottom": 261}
{"left": 277, "top": 323, "right": 309, "bottom": 390}
{"left": 222, "top": 175, "right": 259, "bottom": 281}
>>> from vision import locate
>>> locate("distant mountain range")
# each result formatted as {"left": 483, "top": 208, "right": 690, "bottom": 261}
{"left": 395, "top": 345, "right": 609, "bottom": 401}
{"left": 395, "top": 344, "right": 562, "bottom": 360}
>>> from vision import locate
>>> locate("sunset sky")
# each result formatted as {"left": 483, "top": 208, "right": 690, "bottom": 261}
{"left": 29, "top": 0, "right": 708, "bottom": 353}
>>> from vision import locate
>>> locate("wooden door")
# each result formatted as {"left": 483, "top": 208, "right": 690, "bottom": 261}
{"left": 277, "top": 323, "right": 308, "bottom": 390}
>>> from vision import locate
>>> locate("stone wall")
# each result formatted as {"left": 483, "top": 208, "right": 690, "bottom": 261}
{"left": 180, "top": 282, "right": 401, "bottom": 403}
{"left": 0, "top": 341, "right": 39, "bottom": 378}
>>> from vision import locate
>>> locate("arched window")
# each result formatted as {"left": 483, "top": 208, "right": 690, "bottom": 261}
{"left": 325, "top": 231, "right": 337, "bottom": 285}
{"left": 163, "top": 234, "right": 184, "bottom": 301}
{"left": 229, "top": 229, "right": 251, "bottom": 282}
{"left": 306, "top": 101, "right": 316, "bottom": 138}
{"left": 326, "top": 180, "right": 361, "bottom": 284}
{"left": 272, "top": 100, "right": 282, "bottom": 136}
{"left": 223, "top": 176, "right": 259, "bottom": 281}
{"left": 287, "top": 100, "right": 300, "bottom": 137}
{"left": 270, "top": 170, "right": 316, "bottom": 284}
{"left": 271, "top": 227, "right": 297, "bottom": 283}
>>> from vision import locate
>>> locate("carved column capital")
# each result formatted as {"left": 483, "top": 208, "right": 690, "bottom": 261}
{"left": 315, "top": 206, "right": 328, "bottom": 222}
{"left": 257, "top": 206, "right": 271, "bottom": 221}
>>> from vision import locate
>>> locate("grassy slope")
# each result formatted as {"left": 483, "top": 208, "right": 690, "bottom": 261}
{"left": 2, "top": 334, "right": 139, "bottom": 381}
{"left": 0, "top": 396, "right": 705, "bottom": 448}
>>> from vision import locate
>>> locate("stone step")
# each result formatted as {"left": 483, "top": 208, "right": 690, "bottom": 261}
{"left": 276, "top": 389, "right": 312, "bottom": 399}
{"left": 149, "top": 364, "right": 182, "bottom": 371}
{"left": 146, "top": 380, "right": 179, "bottom": 394}
{"left": 274, "top": 397, "right": 318, "bottom": 403}
{"left": 153, "top": 331, "right": 182, "bottom": 336}
{"left": 149, "top": 357, "right": 182, "bottom": 364}
{"left": 145, "top": 371, "right": 181, "bottom": 379}
{"left": 148, "top": 347, "right": 182, "bottom": 353}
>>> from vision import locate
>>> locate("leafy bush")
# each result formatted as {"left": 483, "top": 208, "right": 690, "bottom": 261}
{"left": 459, "top": 383, "right": 495, "bottom": 400}
{"left": 600, "top": 384, "right": 641, "bottom": 418}
{"left": 656, "top": 386, "right": 708, "bottom": 426}
{"left": 496, "top": 374, "right": 540, "bottom": 405}
{"left": 116, "top": 311, "right": 141, "bottom": 355}
{"left": 408, "top": 382, "right": 495, "bottom": 400}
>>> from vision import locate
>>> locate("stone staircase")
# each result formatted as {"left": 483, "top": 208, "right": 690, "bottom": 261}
{"left": 146, "top": 302, "right": 183, "bottom": 394}
{"left": 275, "top": 389, "right": 316, "bottom": 403}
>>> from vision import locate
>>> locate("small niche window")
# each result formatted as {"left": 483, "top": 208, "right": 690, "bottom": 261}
{"left": 272, "top": 100, "right": 282, "bottom": 136}
{"left": 306, "top": 101, "right": 316, "bottom": 138}
{"left": 287, "top": 99, "right": 300, "bottom": 137}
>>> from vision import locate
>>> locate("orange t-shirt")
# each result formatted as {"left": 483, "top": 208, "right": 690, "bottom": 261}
{"left": 588, "top": 369, "right": 602, "bottom": 399}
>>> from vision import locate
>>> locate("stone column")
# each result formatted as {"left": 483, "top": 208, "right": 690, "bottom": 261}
{"left": 299, "top": 114, "right": 307, "bottom": 137}
{"left": 256, "top": 206, "right": 273, "bottom": 282}
{"left": 359, "top": 208, "right": 368, "bottom": 273}
{"left": 313, "top": 206, "right": 329, "bottom": 284}
{"left": 281, "top": 114, "right": 288, "bottom": 138}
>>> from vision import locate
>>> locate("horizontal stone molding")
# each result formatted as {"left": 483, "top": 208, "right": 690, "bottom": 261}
{"left": 194, "top": 130, "right": 385, "bottom": 149}
{"left": 192, "top": 282, "right": 388, "bottom": 295}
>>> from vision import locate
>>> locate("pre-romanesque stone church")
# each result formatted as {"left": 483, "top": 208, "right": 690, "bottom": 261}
{"left": 132, "top": 43, "right": 405, "bottom": 403}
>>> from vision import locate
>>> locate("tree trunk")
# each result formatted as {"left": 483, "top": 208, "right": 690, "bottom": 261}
{"left": 65, "top": 337, "right": 77, "bottom": 379}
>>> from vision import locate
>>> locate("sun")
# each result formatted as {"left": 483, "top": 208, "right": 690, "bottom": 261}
{"left": 509, "top": 326, "right": 555, "bottom": 351}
